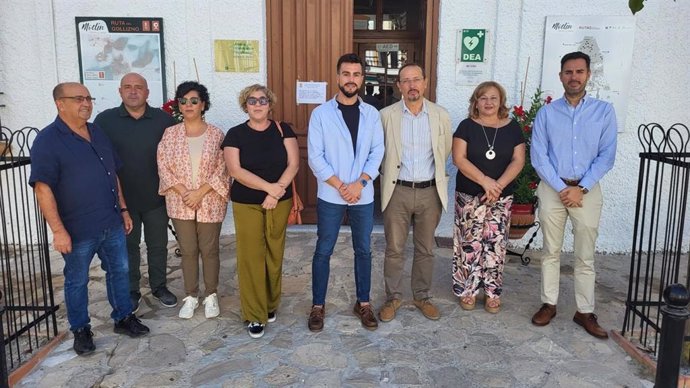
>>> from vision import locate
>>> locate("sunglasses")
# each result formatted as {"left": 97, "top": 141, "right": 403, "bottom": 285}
{"left": 178, "top": 97, "right": 201, "bottom": 105}
{"left": 247, "top": 97, "right": 270, "bottom": 106}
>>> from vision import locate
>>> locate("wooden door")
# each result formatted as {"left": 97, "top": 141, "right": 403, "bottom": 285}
{"left": 266, "top": 0, "right": 353, "bottom": 224}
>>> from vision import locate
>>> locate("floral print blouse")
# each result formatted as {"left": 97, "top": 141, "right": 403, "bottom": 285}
{"left": 157, "top": 122, "right": 229, "bottom": 222}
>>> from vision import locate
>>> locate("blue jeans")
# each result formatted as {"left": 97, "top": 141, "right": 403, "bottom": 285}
{"left": 312, "top": 199, "right": 374, "bottom": 305}
{"left": 63, "top": 227, "right": 133, "bottom": 331}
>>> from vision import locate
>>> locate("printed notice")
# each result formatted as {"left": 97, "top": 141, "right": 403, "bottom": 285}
{"left": 296, "top": 81, "right": 327, "bottom": 104}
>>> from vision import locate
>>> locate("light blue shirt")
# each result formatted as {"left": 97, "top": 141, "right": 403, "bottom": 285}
{"left": 308, "top": 96, "right": 385, "bottom": 205}
{"left": 531, "top": 94, "right": 617, "bottom": 192}
{"left": 399, "top": 100, "right": 434, "bottom": 182}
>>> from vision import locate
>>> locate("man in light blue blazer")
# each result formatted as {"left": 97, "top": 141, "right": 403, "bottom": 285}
{"left": 307, "top": 53, "right": 385, "bottom": 332}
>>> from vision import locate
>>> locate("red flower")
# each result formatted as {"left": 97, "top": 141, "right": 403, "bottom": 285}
{"left": 545, "top": 95, "right": 552, "bottom": 104}
{"left": 528, "top": 181, "right": 538, "bottom": 190}
{"left": 523, "top": 124, "right": 531, "bottom": 133}
{"left": 513, "top": 105, "right": 525, "bottom": 117}
{"left": 162, "top": 99, "right": 177, "bottom": 115}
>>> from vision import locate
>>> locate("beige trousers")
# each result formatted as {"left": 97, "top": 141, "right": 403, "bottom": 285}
{"left": 537, "top": 182, "right": 603, "bottom": 313}
{"left": 171, "top": 218, "right": 222, "bottom": 297}
{"left": 383, "top": 184, "right": 442, "bottom": 301}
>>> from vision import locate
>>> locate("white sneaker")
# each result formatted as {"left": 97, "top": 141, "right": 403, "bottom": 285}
{"left": 203, "top": 293, "right": 220, "bottom": 318}
{"left": 178, "top": 296, "right": 199, "bottom": 319}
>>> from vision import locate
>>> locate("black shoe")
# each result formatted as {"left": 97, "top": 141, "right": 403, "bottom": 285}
{"left": 247, "top": 322, "right": 265, "bottom": 338}
{"left": 268, "top": 311, "right": 277, "bottom": 323}
{"left": 152, "top": 287, "right": 178, "bottom": 308}
{"left": 114, "top": 314, "right": 150, "bottom": 338}
{"left": 130, "top": 291, "right": 142, "bottom": 314}
{"left": 73, "top": 327, "right": 95, "bottom": 356}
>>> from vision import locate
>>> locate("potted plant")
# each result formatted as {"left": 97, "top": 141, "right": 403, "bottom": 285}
{"left": 509, "top": 88, "right": 552, "bottom": 239}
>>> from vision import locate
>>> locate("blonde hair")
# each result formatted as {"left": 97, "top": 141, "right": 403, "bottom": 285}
{"left": 467, "top": 81, "right": 509, "bottom": 119}
{"left": 238, "top": 84, "right": 277, "bottom": 113}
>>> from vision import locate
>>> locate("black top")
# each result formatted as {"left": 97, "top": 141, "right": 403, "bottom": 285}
{"left": 453, "top": 118, "right": 525, "bottom": 196}
{"left": 337, "top": 100, "right": 360, "bottom": 153}
{"left": 221, "top": 120, "right": 296, "bottom": 204}
{"left": 94, "top": 104, "right": 177, "bottom": 212}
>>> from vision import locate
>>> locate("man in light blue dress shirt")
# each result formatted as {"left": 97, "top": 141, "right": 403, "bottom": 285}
{"left": 306, "top": 53, "right": 385, "bottom": 332}
{"left": 530, "top": 51, "right": 617, "bottom": 339}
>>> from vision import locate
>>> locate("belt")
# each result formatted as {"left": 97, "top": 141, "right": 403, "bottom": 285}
{"left": 396, "top": 179, "right": 436, "bottom": 189}
{"left": 561, "top": 178, "right": 581, "bottom": 186}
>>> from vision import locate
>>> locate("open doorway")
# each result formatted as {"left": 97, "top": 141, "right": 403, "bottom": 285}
{"left": 354, "top": 0, "right": 432, "bottom": 224}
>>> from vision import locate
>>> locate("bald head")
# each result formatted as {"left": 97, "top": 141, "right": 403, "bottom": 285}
{"left": 53, "top": 82, "right": 85, "bottom": 101}
{"left": 119, "top": 73, "right": 150, "bottom": 112}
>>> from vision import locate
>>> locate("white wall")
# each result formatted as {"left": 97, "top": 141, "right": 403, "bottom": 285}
{"left": 2, "top": 0, "right": 689, "bottom": 252}
{"left": 435, "top": 0, "right": 690, "bottom": 253}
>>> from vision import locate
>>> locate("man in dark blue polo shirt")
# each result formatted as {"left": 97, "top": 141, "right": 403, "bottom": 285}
{"left": 95, "top": 73, "right": 178, "bottom": 312}
{"left": 30, "top": 82, "right": 150, "bottom": 356}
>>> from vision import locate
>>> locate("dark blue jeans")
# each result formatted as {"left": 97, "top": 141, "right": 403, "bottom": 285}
{"left": 63, "top": 227, "right": 133, "bottom": 331}
{"left": 312, "top": 199, "right": 374, "bottom": 305}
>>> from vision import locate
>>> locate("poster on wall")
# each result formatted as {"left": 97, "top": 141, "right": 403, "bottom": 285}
{"left": 455, "top": 29, "right": 489, "bottom": 86}
{"left": 542, "top": 15, "right": 635, "bottom": 132}
{"left": 214, "top": 40, "right": 260, "bottom": 73}
{"left": 75, "top": 17, "right": 166, "bottom": 116}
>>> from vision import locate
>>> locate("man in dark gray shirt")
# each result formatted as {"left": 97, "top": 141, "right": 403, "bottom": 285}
{"left": 95, "top": 73, "right": 178, "bottom": 312}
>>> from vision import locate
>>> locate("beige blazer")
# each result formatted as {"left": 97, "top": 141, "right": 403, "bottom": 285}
{"left": 379, "top": 99, "right": 453, "bottom": 211}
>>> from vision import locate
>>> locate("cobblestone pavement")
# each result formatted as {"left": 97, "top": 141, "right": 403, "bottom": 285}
{"left": 17, "top": 230, "right": 654, "bottom": 387}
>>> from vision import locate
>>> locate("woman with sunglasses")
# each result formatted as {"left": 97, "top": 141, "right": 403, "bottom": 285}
{"left": 157, "top": 81, "right": 229, "bottom": 319}
{"left": 222, "top": 84, "right": 299, "bottom": 338}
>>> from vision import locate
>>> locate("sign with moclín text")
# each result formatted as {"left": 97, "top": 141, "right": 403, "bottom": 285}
{"left": 76, "top": 17, "right": 166, "bottom": 116}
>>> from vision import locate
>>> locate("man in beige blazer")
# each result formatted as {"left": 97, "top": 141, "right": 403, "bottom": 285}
{"left": 378, "top": 64, "right": 452, "bottom": 321}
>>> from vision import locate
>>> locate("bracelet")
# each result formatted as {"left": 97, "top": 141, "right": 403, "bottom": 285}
{"left": 339, "top": 183, "right": 347, "bottom": 191}
{"left": 120, "top": 208, "right": 129, "bottom": 213}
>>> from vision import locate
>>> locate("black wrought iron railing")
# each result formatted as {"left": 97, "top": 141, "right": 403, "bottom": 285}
{"left": 0, "top": 126, "right": 59, "bottom": 386}
{"left": 622, "top": 122, "right": 690, "bottom": 360}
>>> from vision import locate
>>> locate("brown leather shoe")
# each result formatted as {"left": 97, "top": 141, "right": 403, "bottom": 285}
{"left": 573, "top": 312, "right": 609, "bottom": 339}
{"left": 413, "top": 298, "right": 440, "bottom": 320}
{"left": 531, "top": 303, "right": 557, "bottom": 326}
{"left": 308, "top": 305, "right": 324, "bottom": 332}
{"left": 379, "top": 299, "right": 401, "bottom": 322}
{"left": 353, "top": 302, "right": 378, "bottom": 330}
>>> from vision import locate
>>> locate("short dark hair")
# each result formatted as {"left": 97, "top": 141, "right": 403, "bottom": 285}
{"left": 397, "top": 63, "right": 425, "bottom": 81}
{"left": 560, "top": 51, "right": 590, "bottom": 70}
{"left": 52, "top": 84, "right": 65, "bottom": 100}
{"left": 175, "top": 81, "right": 211, "bottom": 113}
{"left": 336, "top": 53, "right": 365, "bottom": 73}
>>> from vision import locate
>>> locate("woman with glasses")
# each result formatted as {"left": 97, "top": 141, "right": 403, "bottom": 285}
{"left": 157, "top": 81, "right": 229, "bottom": 319}
{"left": 221, "top": 84, "right": 299, "bottom": 338}
{"left": 451, "top": 81, "right": 525, "bottom": 313}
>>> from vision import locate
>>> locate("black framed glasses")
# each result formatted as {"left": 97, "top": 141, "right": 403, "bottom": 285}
{"left": 60, "top": 96, "right": 95, "bottom": 103}
{"left": 247, "top": 96, "right": 270, "bottom": 106}
{"left": 178, "top": 97, "right": 201, "bottom": 105}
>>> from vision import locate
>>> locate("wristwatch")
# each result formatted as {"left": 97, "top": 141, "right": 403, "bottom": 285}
{"left": 360, "top": 179, "right": 368, "bottom": 187}
{"left": 578, "top": 185, "right": 589, "bottom": 194}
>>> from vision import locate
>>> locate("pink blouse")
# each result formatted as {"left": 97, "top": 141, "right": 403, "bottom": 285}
{"left": 157, "top": 122, "right": 229, "bottom": 222}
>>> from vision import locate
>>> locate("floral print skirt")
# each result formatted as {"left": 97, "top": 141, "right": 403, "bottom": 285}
{"left": 452, "top": 192, "right": 513, "bottom": 299}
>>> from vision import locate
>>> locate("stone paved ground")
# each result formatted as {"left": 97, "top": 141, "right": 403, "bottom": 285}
{"left": 17, "top": 230, "right": 655, "bottom": 387}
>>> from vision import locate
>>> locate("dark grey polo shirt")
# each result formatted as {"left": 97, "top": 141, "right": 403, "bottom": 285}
{"left": 94, "top": 104, "right": 177, "bottom": 212}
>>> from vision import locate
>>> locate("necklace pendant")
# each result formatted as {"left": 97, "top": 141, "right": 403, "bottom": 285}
{"left": 485, "top": 148, "right": 496, "bottom": 160}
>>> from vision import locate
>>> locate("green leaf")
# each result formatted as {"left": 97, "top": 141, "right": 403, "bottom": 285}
{"left": 629, "top": 0, "right": 644, "bottom": 14}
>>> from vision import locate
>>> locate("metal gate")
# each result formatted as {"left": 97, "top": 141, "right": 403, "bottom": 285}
{"left": 622, "top": 123, "right": 690, "bottom": 358}
{"left": 0, "top": 126, "right": 59, "bottom": 386}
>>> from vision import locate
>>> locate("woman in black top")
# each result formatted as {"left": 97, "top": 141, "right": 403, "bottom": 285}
{"left": 222, "top": 84, "right": 299, "bottom": 338}
{"left": 451, "top": 81, "right": 525, "bottom": 313}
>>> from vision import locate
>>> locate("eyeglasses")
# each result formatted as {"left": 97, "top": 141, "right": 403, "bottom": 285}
{"left": 478, "top": 96, "right": 500, "bottom": 103}
{"left": 59, "top": 96, "right": 95, "bottom": 103}
{"left": 399, "top": 77, "right": 423, "bottom": 86}
{"left": 178, "top": 97, "right": 201, "bottom": 105}
{"left": 247, "top": 97, "right": 270, "bottom": 106}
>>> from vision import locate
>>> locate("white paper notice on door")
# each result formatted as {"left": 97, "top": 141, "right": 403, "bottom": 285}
{"left": 296, "top": 81, "right": 327, "bottom": 104}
